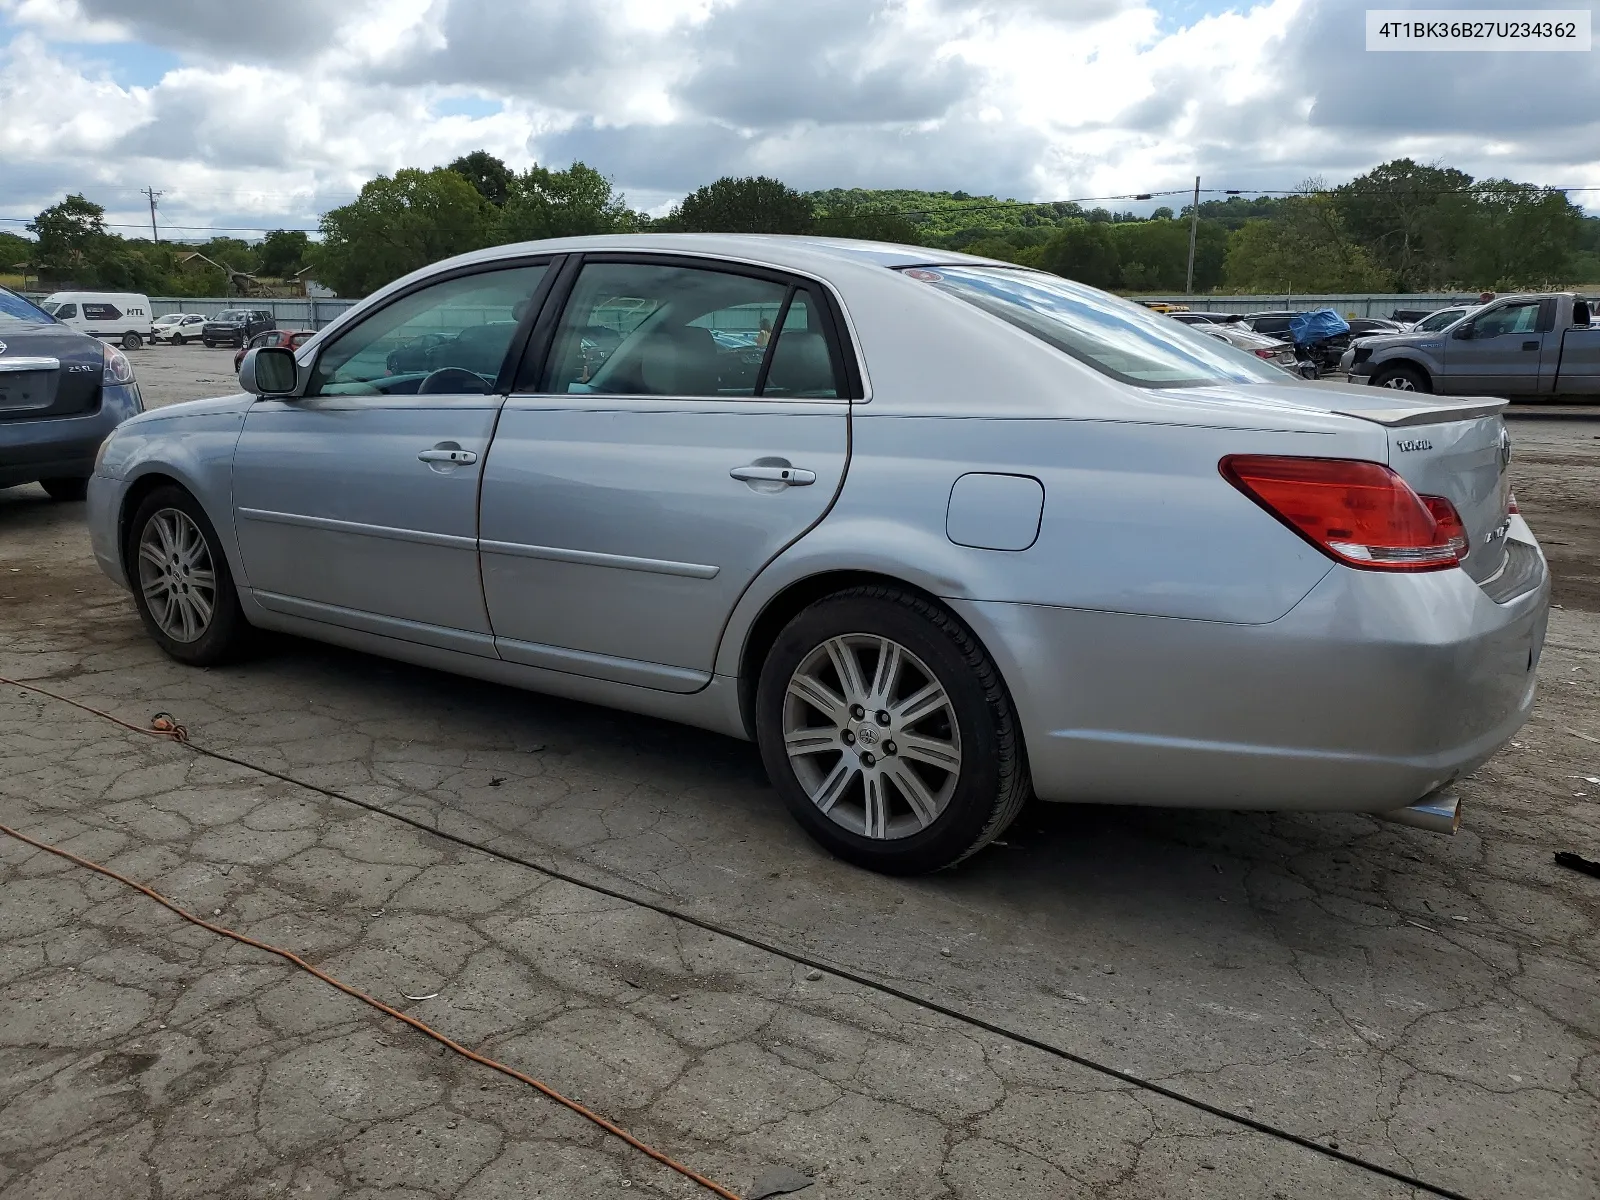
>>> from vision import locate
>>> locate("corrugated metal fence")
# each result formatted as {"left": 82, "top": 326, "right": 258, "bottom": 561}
{"left": 1137, "top": 293, "right": 1482, "bottom": 317}
{"left": 22, "top": 293, "right": 360, "bottom": 328}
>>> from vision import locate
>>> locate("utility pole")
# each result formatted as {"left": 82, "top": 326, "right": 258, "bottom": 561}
{"left": 142, "top": 187, "right": 162, "bottom": 243}
{"left": 1184, "top": 175, "right": 1200, "bottom": 296}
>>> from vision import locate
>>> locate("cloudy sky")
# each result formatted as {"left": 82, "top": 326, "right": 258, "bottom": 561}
{"left": 1, "top": 0, "right": 1596, "bottom": 241}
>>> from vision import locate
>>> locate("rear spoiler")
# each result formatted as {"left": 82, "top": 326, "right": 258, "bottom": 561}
{"left": 1330, "top": 398, "right": 1509, "bottom": 427}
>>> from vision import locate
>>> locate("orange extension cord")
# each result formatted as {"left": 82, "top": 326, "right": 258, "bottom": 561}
{"left": 0, "top": 676, "right": 742, "bottom": 1200}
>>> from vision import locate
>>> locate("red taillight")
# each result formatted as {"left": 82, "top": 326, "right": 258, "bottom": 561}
{"left": 1422, "top": 495, "right": 1468, "bottom": 559}
{"left": 1252, "top": 347, "right": 1279, "bottom": 359}
{"left": 1220, "top": 455, "right": 1463, "bottom": 572}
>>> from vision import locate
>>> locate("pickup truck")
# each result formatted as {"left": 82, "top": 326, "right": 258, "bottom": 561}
{"left": 1343, "top": 292, "right": 1599, "bottom": 397}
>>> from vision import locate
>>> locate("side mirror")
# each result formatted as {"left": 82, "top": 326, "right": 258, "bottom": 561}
{"left": 240, "top": 345, "right": 299, "bottom": 396}
{"left": 1452, "top": 324, "right": 1474, "bottom": 340}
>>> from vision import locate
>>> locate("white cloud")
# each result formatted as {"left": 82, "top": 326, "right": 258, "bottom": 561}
{"left": 1, "top": 0, "right": 1595, "bottom": 239}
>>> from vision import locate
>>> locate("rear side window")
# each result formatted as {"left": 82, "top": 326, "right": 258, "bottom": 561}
{"left": 905, "top": 266, "right": 1284, "bottom": 387}
{"left": 83, "top": 302, "right": 122, "bottom": 321}
{"left": 541, "top": 261, "right": 845, "bottom": 399}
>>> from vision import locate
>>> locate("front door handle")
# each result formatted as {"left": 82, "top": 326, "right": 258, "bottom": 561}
{"left": 1521, "top": 340, "right": 1540, "bottom": 351}
{"left": 731, "top": 464, "right": 815, "bottom": 486}
{"left": 418, "top": 447, "right": 478, "bottom": 465}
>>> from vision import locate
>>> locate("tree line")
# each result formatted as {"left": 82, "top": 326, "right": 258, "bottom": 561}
{"left": 6, "top": 152, "right": 1597, "bottom": 299}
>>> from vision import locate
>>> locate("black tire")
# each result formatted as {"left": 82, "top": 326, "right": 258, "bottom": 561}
{"left": 125, "top": 485, "right": 254, "bottom": 666}
{"left": 122, "top": 331, "right": 142, "bottom": 350}
{"left": 755, "top": 586, "right": 1030, "bottom": 874}
{"left": 172, "top": 334, "right": 185, "bottom": 346}
{"left": 203, "top": 339, "right": 215, "bottom": 348}
{"left": 40, "top": 477, "right": 89, "bottom": 502}
{"left": 1370, "top": 363, "right": 1430, "bottom": 393}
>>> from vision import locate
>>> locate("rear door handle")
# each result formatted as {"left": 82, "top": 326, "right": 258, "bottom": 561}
{"left": 730, "top": 464, "right": 815, "bottom": 486}
{"left": 1521, "top": 340, "right": 1540, "bottom": 351}
{"left": 418, "top": 447, "right": 477, "bottom": 464}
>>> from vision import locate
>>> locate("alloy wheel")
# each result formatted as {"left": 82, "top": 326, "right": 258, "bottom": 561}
{"left": 781, "top": 634, "right": 962, "bottom": 839}
{"left": 136, "top": 508, "right": 218, "bottom": 643}
{"left": 1380, "top": 375, "right": 1417, "bottom": 390}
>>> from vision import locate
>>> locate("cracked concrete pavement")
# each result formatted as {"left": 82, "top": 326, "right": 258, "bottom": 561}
{"left": 0, "top": 354, "right": 1596, "bottom": 1198}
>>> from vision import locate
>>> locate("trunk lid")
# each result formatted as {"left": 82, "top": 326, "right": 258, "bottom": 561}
{"left": 0, "top": 325, "right": 103, "bottom": 422}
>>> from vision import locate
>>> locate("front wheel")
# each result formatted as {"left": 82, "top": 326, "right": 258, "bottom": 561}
{"left": 126, "top": 486, "right": 253, "bottom": 666}
{"left": 122, "top": 331, "right": 142, "bottom": 350}
{"left": 755, "top": 587, "right": 1029, "bottom": 874}
{"left": 1371, "top": 364, "right": 1430, "bottom": 392}
{"left": 172, "top": 334, "right": 186, "bottom": 346}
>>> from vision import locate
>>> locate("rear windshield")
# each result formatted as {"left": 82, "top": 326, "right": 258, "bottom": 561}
{"left": 0, "top": 289, "right": 55, "bottom": 326}
{"left": 901, "top": 266, "right": 1285, "bottom": 387}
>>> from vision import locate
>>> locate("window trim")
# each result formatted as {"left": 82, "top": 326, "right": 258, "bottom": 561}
{"left": 297, "top": 255, "right": 564, "bottom": 399}
{"left": 511, "top": 251, "right": 863, "bottom": 402}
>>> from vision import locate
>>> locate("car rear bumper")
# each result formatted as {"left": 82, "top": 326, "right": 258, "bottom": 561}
{"left": 951, "top": 533, "right": 1549, "bottom": 813}
{"left": 0, "top": 384, "right": 142, "bottom": 488}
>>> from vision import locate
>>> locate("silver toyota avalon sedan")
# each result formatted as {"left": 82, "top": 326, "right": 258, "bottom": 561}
{"left": 86, "top": 235, "right": 1549, "bottom": 874}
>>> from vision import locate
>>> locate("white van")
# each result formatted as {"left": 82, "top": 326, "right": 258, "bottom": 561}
{"left": 38, "top": 292, "right": 153, "bottom": 349}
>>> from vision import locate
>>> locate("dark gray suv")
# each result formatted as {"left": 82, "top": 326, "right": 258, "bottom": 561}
{"left": 202, "top": 308, "right": 275, "bottom": 348}
{"left": 0, "top": 286, "right": 144, "bottom": 501}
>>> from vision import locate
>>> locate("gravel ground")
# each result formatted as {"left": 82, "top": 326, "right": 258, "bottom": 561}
{"left": 0, "top": 357, "right": 1596, "bottom": 1199}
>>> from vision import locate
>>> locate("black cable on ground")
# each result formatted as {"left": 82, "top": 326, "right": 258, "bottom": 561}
{"left": 1, "top": 676, "right": 1472, "bottom": 1200}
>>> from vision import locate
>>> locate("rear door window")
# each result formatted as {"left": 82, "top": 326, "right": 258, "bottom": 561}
{"left": 83, "top": 303, "right": 122, "bottom": 321}
{"left": 536, "top": 262, "right": 843, "bottom": 399}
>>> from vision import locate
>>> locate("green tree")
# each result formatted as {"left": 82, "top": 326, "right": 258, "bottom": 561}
{"left": 1108, "top": 217, "right": 1226, "bottom": 292}
{"left": 1456, "top": 181, "right": 1583, "bottom": 288}
{"left": 812, "top": 202, "right": 922, "bottom": 245}
{"left": 1223, "top": 198, "right": 1393, "bottom": 293}
{"left": 27, "top": 194, "right": 110, "bottom": 281}
{"left": 670, "top": 176, "right": 814, "bottom": 234}
{"left": 258, "top": 229, "right": 311, "bottom": 276}
{"left": 494, "top": 162, "right": 638, "bottom": 242}
{"left": 961, "top": 235, "right": 1044, "bottom": 267}
{"left": 1037, "top": 222, "right": 1120, "bottom": 289}
{"left": 448, "top": 150, "right": 515, "bottom": 207}
{"left": 311, "top": 168, "right": 492, "bottom": 296}
{"left": 1334, "top": 159, "right": 1475, "bottom": 291}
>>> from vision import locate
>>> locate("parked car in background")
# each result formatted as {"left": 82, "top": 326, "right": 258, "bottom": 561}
{"left": 1401, "top": 306, "right": 1481, "bottom": 335}
{"left": 1345, "top": 318, "right": 1405, "bottom": 338}
{"left": 1, "top": 285, "right": 143, "bottom": 501}
{"left": 1241, "top": 310, "right": 1352, "bottom": 373}
{"left": 1169, "top": 312, "right": 1234, "bottom": 325}
{"left": 202, "top": 309, "right": 274, "bottom": 348}
{"left": 38, "top": 291, "right": 152, "bottom": 350}
{"left": 152, "top": 313, "right": 208, "bottom": 344}
{"left": 234, "top": 328, "right": 317, "bottom": 372}
{"left": 86, "top": 235, "right": 1545, "bottom": 872}
{"left": 1192, "top": 322, "right": 1300, "bottom": 370}
{"left": 1344, "top": 292, "right": 1599, "bottom": 396}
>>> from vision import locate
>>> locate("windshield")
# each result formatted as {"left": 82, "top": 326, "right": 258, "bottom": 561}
{"left": 214, "top": 310, "right": 245, "bottom": 320}
{"left": 904, "top": 266, "right": 1286, "bottom": 387}
{"left": 39, "top": 300, "right": 61, "bottom": 315}
{"left": 0, "top": 288, "right": 55, "bottom": 325}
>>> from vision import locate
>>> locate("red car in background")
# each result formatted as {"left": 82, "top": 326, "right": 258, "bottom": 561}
{"left": 234, "top": 328, "right": 316, "bottom": 371}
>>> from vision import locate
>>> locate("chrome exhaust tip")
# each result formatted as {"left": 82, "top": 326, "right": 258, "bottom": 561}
{"left": 1376, "top": 791, "right": 1461, "bottom": 835}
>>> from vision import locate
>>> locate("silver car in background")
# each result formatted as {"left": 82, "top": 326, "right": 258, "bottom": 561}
{"left": 85, "top": 235, "right": 1548, "bottom": 873}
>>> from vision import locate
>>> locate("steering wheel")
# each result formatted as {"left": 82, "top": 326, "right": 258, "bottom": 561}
{"left": 417, "top": 366, "right": 492, "bottom": 395}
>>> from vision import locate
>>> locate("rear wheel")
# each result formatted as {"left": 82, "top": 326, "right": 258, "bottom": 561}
{"left": 755, "top": 586, "right": 1029, "bottom": 874}
{"left": 126, "top": 485, "right": 253, "bottom": 666}
{"left": 1371, "top": 364, "right": 1430, "bottom": 392}
{"left": 122, "top": 331, "right": 142, "bottom": 350}
{"left": 40, "top": 477, "right": 89, "bottom": 502}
